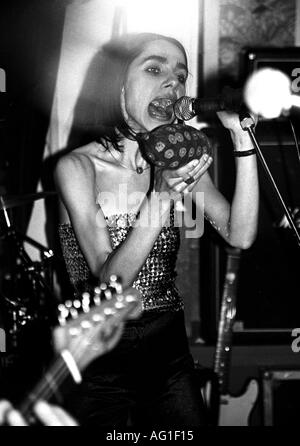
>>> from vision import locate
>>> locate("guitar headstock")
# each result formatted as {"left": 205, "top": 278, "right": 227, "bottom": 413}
{"left": 53, "top": 275, "right": 142, "bottom": 373}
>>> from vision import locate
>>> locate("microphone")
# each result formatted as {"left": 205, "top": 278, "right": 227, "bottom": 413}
{"left": 244, "top": 68, "right": 300, "bottom": 119}
{"left": 172, "top": 87, "right": 243, "bottom": 121}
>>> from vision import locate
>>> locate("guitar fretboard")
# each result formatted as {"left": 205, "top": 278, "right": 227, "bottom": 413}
{"left": 214, "top": 248, "right": 241, "bottom": 395}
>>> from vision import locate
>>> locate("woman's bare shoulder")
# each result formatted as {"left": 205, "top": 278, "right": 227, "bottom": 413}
{"left": 54, "top": 142, "right": 106, "bottom": 181}
{"left": 58, "top": 142, "right": 111, "bottom": 170}
{"left": 54, "top": 144, "right": 101, "bottom": 210}
{"left": 56, "top": 143, "right": 92, "bottom": 170}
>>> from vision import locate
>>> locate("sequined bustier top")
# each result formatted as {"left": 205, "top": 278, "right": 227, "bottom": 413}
{"left": 58, "top": 211, "right": 183, "bottom": 312}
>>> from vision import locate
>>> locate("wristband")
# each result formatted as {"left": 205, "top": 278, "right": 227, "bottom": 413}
{"left": 233, "top": 148, "right": 256, "bottom": 157}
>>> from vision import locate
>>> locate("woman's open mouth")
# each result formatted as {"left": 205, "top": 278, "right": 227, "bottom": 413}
{"left": 148, "top": 97, "right": 174, "bottom": 121}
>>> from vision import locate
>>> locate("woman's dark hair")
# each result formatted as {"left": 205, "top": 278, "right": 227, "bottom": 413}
{"left": 68, "top": 33, "right": 188, "bottom": 151}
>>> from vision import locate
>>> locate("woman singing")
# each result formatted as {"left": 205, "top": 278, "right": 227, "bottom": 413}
{"left": 54, "top": 32, "right": 259, "bottom": 427}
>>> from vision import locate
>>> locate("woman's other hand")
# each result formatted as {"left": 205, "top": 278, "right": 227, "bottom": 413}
{"left": 154, "top": 152, "right": 213, "bottom": 196}
{"left": 216, "top": 110, "right": 258, "bottom": 133}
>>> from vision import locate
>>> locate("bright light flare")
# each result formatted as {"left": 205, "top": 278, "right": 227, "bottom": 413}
{"left": 244, "top": 68, "right": 293, "bottom": 119}
{"left": 123, "top": 0, "right": 187, "bottom": 37}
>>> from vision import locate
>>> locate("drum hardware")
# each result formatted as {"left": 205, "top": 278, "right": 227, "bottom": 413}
{"left": 0, "top": 191, "right": 57, "bottom": 352}
{"left": 0, "top": 191, "right": 56, "bottom": 212}
{"left": 4, "top": 229, "right": 55, "bottom": 305}
{"left": 1, "top": 293, "right": 35, "bottom": 349}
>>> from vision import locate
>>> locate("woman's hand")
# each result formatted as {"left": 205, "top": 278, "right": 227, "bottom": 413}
{"left": 217, "top": 110, "right": 258, "bottom": 153}
{"left": 216, "top": 110, "right": 258, "bottom": 133}
{"left": 0, "top": 400, "right": 78, "bottom": 426}
{"left": 154, "top": 152, "right": 213, "bottom": 197}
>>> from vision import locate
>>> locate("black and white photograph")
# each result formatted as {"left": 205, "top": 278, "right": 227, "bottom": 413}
{"left": 0, "top": 0, "right": 299, "bottom": 431}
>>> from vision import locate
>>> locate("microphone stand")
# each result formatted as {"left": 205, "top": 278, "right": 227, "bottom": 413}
{"left": 239, "top": 113, "right": 300, "bottom": 248}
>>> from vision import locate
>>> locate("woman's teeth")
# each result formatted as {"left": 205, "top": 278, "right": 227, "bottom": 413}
{"left": 148, "top": 98, "right": 174, "bottom": 120}
{"left": 151, "top": 98, "right": 173, "bottom": 109}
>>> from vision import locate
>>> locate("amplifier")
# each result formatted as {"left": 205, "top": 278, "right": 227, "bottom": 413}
{"left": 262, "top": 368, "right": 300, "bottom": 426}
{"left": 242, "top": 47, "right": 300, "bottom": 96}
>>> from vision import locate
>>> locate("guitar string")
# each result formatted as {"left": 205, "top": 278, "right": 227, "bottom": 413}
{"left": 19, "top": 357, "right": 68, "bottom": 417}
{"left": 22, "top": 297, "right": 137, "bottom": 412}
{"left": 23, "top": 321, "right": 103, "bottom": 408}
{"left": 19, "top": 313, "right": 105, "bottom": 416}
{"left": 20, "top": 328, "right": 100, "bottom": 416}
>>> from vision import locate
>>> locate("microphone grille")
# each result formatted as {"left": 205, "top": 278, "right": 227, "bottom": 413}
{"left": 173, "top": 96, "right": 195, "bottom": 121}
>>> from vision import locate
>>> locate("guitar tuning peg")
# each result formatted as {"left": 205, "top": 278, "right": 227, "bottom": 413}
{"left": 92, "top": 313, "right": 105, "bottom": 323}
{"left": 104, "top": 288, "right": 113, "bottom": 300}
{"left": 109, "top": 274, "right": 118, "bottom": 283}
{"left": 73, "top": 299, "right": 81, "bottom": 309}
{"left": 80, "top": 320, "right": 92, "bottom": 330}
{"left": 100, "top": 282, "right": 108, "bottom": 292}
{"left": 114, "top": 301, "right": 126, "bottom": 310}
{"left": 93, "top": 286, "right": 101, "bottom": 306}
{"left": 104, "top": 307, "right": 116, "bottom": 316}
{"left": 58, "top": 303, "right": 65, "bottom": 312}
{"left": 124, "top": 293, "right": 137, "bottom": 303}
{"left": 70, "top": 307, "right": 79, "bottom": 319}
{"left": 57, "top": 303, "right": 69, "bottom": 326}
{"left": 81, "top": 292, "right": 90, "bottom": 313}
{"left": 68, "top": 327, "right": 81, "bottom": 337}
{"left": 109, "top": 274, "right": 123, "bottom": 294}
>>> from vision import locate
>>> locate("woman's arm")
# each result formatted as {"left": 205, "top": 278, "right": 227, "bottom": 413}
{"left": 192, "top": 113, "right": 259, "bottom": 249}
{"left": 54, "top": 153, "right": 210, "bottom": 288}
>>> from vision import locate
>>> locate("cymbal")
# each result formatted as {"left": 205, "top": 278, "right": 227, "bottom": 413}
{"left": 0, "top": 191, "right": 56, "bottom": 211}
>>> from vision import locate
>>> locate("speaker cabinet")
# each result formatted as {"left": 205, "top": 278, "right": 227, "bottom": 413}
{"left": 200, "top": 119, "right": 300, "bottom": 343}
{"left": 262, "top": 368, "right": 300, "bottom": 426}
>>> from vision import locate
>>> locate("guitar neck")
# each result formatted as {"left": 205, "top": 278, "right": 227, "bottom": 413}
{"left": 16, "top": 280, "right": 142, "bottom": 424}
{"left": 18, "top": 354, "right": 71, "bottom": 422}
{"left": 214, "top": 322, "right": 234, "bottom": 395}
{"left": 214, "top": 248, "right": 241, "bottom": 395}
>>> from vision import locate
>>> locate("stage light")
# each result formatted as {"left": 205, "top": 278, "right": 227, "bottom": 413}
{"left": 122, "top": 0, "right": 189, "bottom": 37}
{"left": 244, "top": 68, "right": 300, "bottom": 119}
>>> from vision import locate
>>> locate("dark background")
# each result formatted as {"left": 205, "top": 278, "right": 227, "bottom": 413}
{"left": 0, "top": 0, "right": 299, "bottom": 425}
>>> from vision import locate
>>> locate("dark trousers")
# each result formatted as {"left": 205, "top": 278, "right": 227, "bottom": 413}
{"left": 69, "top": 310, "right": 207, "bottom": 427}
